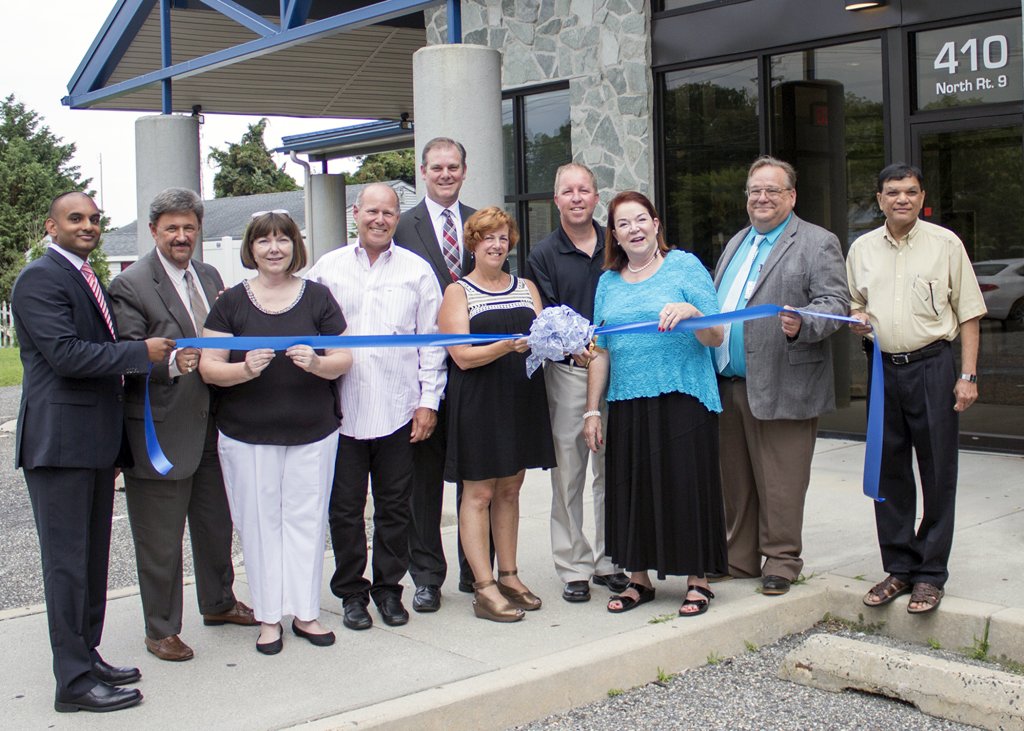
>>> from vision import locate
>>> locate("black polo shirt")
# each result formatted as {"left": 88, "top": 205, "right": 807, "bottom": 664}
{"left": 525, "top": 221, "right": 606, "bottom": 323}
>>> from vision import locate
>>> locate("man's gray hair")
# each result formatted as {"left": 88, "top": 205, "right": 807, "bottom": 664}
{"left": 149, "top": 188, "right": 204, "bottom": 225}
{"left": 747, "top": 156, "right": 797, "bottom": 189}
{"left": 355, "top": 182, "right": 400, "bottom": 208}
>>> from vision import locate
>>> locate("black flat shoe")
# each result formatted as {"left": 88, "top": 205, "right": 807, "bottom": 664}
{"left": 90, "top": 658, "right": 141, "bottom": 686}
{"left": 256, "top": 623, "right": 283, "bottom": 655}
{"left": 607, "top": 582, "right": 656, "bottom": 614}
{"left": 413, "top": 585, "right": 441, "bottom": 613}
{"left": 562, "top": 580, "right": 591, "bottom": 603}
{"left": 592, "top": 572, "right": 631, "bottom": 593}
{"left": 343, "top": 601, "right": 373, "bottom": 631}
{"left": 376, "top": 595, "right": 410, "bottom": 626}
{"left": 55, "top": 683, "right": 143, "bottom": 713}
{"left": 291, "top": 620, "right": 335, "bottom": 646}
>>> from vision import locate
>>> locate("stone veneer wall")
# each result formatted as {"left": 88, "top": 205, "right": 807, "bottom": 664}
{"left": 425, "top": 0, "right": 654, "bottom": 220}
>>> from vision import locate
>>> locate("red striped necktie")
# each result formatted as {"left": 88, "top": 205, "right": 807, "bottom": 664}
{"left": 440, "top": 209, "right": 462, "bottom": 281}
{"left": 81, "top": 262, "right": 116, "bottom": 341}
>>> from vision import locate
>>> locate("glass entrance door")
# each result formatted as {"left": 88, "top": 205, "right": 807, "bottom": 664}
{"left": 914, "top": 119, "right": 1024, "bottom": 449}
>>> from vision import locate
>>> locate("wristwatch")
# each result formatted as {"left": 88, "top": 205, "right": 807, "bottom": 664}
{"left": 959, "top": 373, "right": 977, "bottom": 383}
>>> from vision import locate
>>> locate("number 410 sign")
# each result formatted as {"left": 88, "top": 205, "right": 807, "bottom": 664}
{"left": 916, "top": 17, "right": 1022, "bottom": 111}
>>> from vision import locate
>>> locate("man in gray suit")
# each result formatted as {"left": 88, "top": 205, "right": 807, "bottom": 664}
{"left": 109, "top": 188, "right": 255, "bottom": 662}
{"left": 713, "top": 156, "right": 849, "bottom": 596}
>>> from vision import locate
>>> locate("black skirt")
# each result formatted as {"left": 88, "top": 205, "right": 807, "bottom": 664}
{"left": 604, "top": 391, "right": 727, "bottom": 580}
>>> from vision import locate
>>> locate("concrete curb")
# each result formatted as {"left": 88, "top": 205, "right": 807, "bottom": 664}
{"left": 291, "top": 575, "right": 1024, "bottom": 731}
{"left": 779, "top": 634, "right": 1024, "bottom": 731}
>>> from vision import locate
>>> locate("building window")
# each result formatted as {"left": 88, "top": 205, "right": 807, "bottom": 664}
{"left": 502, "top": 84, "right": 571, "bottom": 273}
{"left": 661, "top": 59, "right": 760, "bottom": 267}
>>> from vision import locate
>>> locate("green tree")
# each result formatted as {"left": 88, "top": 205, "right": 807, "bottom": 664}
{"left": 345, "top": 149, "right": 415, "bottom": 185}
{"left": 0, "top": 94, "right": 101, "bottom": 299}
{"left": 208, "top": 118, "right": 300, "bottom": 197}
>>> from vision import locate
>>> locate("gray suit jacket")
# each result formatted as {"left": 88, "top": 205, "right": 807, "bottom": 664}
{"left": 713, "top": 213, "right": 849, "bottom": 421}
{"left": 109, "top": 249, "right": 225, "bottom": 480}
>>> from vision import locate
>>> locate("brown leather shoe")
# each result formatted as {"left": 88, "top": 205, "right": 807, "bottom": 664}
{"left": 145, "top": 635, "right": 194, "bottom": 662}
{"left": 203, "top": 600, "right": 258, "bottom": 627}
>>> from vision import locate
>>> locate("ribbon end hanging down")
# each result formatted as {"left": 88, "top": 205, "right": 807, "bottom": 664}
{"left": 144, "top": 366, "right": 174, "bottom": 476}
{"left": 862, "top": 336, "right": 885, "bottom": 502}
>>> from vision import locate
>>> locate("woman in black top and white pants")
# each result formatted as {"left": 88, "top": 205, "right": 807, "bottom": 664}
{"left": 200, "top": 212, "right": 351, "bottom": 654}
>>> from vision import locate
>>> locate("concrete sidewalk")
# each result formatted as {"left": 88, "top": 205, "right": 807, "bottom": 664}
{"left": 1, "top": 439, "right": 1022, "bottom": 730}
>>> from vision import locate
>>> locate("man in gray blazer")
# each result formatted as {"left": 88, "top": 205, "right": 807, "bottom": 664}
{"left": 713, "top": 156, "right": 849, "bottom": 596}
{"left": 109, "top": 188, "right": 255, "bottom": 663}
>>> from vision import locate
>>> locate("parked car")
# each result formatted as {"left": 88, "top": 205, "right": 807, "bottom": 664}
{"left": 973, "top": 258, "right": 1024, "bottom": 327}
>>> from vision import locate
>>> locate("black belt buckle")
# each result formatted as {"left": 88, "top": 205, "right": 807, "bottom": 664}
{"left": 890, "top": 353, "right": 911, "bottom": 365}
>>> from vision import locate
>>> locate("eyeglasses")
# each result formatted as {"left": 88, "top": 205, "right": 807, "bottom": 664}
{"left": 744, "top": 187, "right": 792, "bottom": 200}
{"left": 251, "top": 209, "right": 291, "bottom": 219}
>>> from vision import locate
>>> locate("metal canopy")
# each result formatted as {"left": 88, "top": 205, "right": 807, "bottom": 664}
{"left": 278, "top": 119, "right": 414, "bottom": 160}
{"left": 64, "top": 0, "right": 435, "bottom": 120}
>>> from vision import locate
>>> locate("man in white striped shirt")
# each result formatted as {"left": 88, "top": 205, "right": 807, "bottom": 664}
{"left": 305, "top": 183, "right": 447, "bottom": 631}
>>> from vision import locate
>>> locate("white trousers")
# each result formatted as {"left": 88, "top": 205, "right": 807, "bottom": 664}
{"left": 217, "top": 430, "right": 338, "bottom": 624}
{"left": 544, "top": 361, "right": 616, "bottom": 582}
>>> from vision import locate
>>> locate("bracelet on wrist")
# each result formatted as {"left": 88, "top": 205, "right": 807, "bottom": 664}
{"left": 583, "top": 410, "right": 601, "bottom": 420}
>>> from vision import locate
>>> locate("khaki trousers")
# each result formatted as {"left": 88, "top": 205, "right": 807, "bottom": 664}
{"left": 544, "top": 361, "right": 616, "bottom": 582}
{"left": 718, "top": 378, "right": 817, "bottom": 581}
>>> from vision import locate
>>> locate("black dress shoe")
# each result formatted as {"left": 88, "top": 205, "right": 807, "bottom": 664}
{"left": 90, "top": 658, "right": 141, "bottom": 686}
{"left": 458, "top": 578, "right": 475, "bottom": 594}
{"left": 343, "top": 601, "right": 373, "bottom": 631}
{"left": 762, "top": 575, "right": 792, "bottom": 595}
{"left": 592, "top": 572, "right": 631, "bottom": 593}
{"left": 413, "top": 585, "right": 441, "bottom": 613}
{"left": 376, "top": 595, "right": 410, "bottom": 626}
{"left": 562, "top": 580, "right": 591, "bottom": 603}
{"left": 55, "top": 683, "right": 143, "bottom": 713}
{"left": 291, "top": 620, "right": 335, "bottom": 646}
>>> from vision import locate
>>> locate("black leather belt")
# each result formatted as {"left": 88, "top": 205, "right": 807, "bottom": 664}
{"left": 881, "top": 340, "right": 947, "bottom": 366}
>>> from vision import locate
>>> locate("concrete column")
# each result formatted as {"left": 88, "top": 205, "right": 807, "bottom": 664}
{"left": 134, "top": 114, "right": 201, "bottom": 256}
{"left": 307, "top": 173, "right": 348, "bottom": 262}
{"left": 412, "top": 44, "right": 503, "bottom": 210}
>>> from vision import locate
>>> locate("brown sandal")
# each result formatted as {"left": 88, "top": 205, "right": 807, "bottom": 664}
{"left": 497, "top": 569, "right": 542, "bottom": 611}
{"left": 907, "top": 583, "right": 943, "bottom": 614}
{"left": 862, "top": 575, "right": 910, "bottom": 607}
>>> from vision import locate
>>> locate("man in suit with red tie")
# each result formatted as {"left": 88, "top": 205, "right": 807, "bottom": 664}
{"left": 109, "top": 188, "right": 256, "bottom": 664}
{"left": 12, "top": 192, "right": 174, "bottom": 712}
{"left": 393, "top": 137, "right": 481, "bottom": 611}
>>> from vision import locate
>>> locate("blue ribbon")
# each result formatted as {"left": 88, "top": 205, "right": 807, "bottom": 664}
{"left": 147, "top": 304, "right": 883, "bottom": 501}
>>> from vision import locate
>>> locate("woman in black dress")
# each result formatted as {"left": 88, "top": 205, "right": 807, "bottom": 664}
{"left": 438, "top": 207, "right": 555, "bottom": 622}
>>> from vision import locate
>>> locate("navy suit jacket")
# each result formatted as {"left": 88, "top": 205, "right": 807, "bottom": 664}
{"left": 12, "top": 248, "right": 150, "bottom": 470}
{"left": 109, "top": 249, "right": 224, "bottom": 480}
{"left": 393, "top": 199, "right": 478, "bottom": 295}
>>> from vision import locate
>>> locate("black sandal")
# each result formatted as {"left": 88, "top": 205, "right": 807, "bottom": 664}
{"left": 679, "top": 585, "right": 714, "bottom": 617}
{"left": 607, "top": 582, "right": 655, "bottom": 614}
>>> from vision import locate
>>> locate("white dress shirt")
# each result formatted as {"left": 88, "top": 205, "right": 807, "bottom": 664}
{"left": 155, "top": 249, "right": 211, "bottom": 378}
{"left": 305, "top": 241, "right": 447, "bottom": 440}
{"left": 424, "top": 196, "right": 464, "bottom": 262}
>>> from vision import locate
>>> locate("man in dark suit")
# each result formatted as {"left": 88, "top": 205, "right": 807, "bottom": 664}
{"left": 109, "top": 188, "right": 255, "bottom": 664}
{"left": 713, "top": 156, "right": 849, "bottom": 597}
{"left": 12, "top": 192, "right": 174, "bottom": 713}
{"left": 393, "top": 137, "right": 479, "bottom": 612}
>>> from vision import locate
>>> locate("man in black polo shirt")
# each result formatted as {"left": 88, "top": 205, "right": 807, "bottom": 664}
{"left": 525, "top": 163, "right": 629, "bottom": 603}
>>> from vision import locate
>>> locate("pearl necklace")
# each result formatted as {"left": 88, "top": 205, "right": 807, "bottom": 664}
{"left": 627, "top": 250, "right": 659, "bottom": 274}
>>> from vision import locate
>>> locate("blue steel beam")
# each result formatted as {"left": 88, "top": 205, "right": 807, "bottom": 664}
{"left": 446, "top": 0, "right": 460, "bottom": 44}
{"left": 282, "top": 0, "right": 313, "bottom": 29}
{"left": 198, "top": 0, "right": 278, "bottom": 37}
{"left": 66, "top": 0, "right": 156, "bottom": 97}
{"left": 63, "top": 0, "right": 440, "bottom": 109}
{"left": 160, "top": 0, "right": 173, "bottom": 112}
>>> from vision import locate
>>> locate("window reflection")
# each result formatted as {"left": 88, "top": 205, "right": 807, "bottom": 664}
{"left": 662, "top": 60, "right": 760, "bottom": 266}
{"left": 524, "top": 89, "right": 571, "bottom": 194}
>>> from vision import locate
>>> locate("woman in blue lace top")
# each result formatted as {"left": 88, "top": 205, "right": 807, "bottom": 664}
{"left": 583, "top": 191, "right": 728, "bottom": 618}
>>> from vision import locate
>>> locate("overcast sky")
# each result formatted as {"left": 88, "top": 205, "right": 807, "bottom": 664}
{"left": 6, "top": 2, "right": 361, "bottom": 228}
